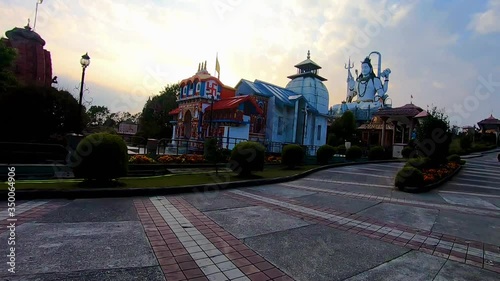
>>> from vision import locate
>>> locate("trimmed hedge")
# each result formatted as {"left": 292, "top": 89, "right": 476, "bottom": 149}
{"left": 395, "top": 167, "right": 424, "bottom": 189}
{"left": 404, "top": 157, "right": 433, "bottom": 170}
{"left": 401, "top": 146, "right": 414, "bottom": 158}
{"left": 316, "top": 145, "right": 336, "bottom": 165}
{"left": 229, "top": 141, "right": 265, "bottom": 176}
{"left": 368, "top": 146, "right": 385, "bottom": 160}
{"left": 345, "top": 145, "right": 362, "bottom": 160}
{"left": 71, "top": 133, "right": 128, "bottom": 181}
{"left": 447, "top": 154, "right": 461, "bottom": 163}
{"left": 337, "top": 145, "right": 347, "bottom": 155}
{"left": 282, "top": 144, "right": 305, "bottom": 169}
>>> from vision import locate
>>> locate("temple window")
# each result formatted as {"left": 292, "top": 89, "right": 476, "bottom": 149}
{"left": 317, "top": 125, "right": 321, "bottom": 140}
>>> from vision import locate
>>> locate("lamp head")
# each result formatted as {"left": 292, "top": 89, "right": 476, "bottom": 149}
{"left": 80, "top": 52, "right": 90, "bottom": 68}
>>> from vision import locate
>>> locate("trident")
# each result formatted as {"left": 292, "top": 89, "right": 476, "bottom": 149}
{"left": 344, "top": 57, "right": 354, "bottom": 71}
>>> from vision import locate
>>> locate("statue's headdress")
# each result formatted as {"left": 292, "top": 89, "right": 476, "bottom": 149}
{"left": 361, "top": 57, "right": 373, "bottom": 69}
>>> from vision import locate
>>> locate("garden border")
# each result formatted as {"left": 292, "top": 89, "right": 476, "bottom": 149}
{"left": 1, "top": 159, "right": 406, "bottom": 200}
{"left": 399, "top": 164, "right": 463, "bottom": 193}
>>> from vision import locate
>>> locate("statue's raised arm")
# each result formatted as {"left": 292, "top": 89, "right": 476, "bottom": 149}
{"left": 373, "top": 68, "right": 391, "bottom": 102}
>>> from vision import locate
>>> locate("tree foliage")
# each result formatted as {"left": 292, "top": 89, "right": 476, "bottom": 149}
{"left": 138, "top": 83, "right": 179, "bottom": 139}
{"left": 0, "top": 86, "right": 81, "bottom": 142}
{"left": 416, "top": 107, "right": 452, "bottom": 165}
{"left": 87, "top": 105, "right": 110, "bottom": 126}
{"left": 328, "top": 111, "right": 357, "bottom": 145}
{"left": 0, "top": 39, "right": 18, "bottom": 92}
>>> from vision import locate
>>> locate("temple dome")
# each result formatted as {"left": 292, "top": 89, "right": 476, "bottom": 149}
{"left": 285, "top": 50, "right": 329, "bottom": 114}
{"left": 285, "top": 77, "right": 329, "bottom": 114}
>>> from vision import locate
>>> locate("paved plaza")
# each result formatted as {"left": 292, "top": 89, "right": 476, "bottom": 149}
{"left": 1, "top": 152, "right": 499, "bottom": 280}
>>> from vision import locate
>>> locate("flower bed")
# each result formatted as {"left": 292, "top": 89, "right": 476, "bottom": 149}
{"left": 157, "top": 154, "right": 205, "bottom": 164}
{"left": 422, "top": 162, "right": 460, "bottom": 185}
{"left": 395, "top": 157, "right": 462, "bottom": 193}
{"left": 129, "top": 155, "right": 156, "bottom": 164}
{"left": 265, "top": 155, "right": 282, "bottom": 164}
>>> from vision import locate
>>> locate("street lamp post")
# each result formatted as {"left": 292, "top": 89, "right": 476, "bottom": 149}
{"left": 78, "top": 52, "right": 90, "bottom": 133}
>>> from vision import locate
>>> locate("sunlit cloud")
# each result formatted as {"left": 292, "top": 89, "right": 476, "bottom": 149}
{"left": 1, "top": 0, "right": 499, "bottom": 127}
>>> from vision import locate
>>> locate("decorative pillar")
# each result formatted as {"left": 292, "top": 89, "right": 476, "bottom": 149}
{"left": 381, "top": 117, "right": 387, "bottom": 147}
{"left": 391, "top": 121, "right": 397, "bottom": 145}
{"left": 408, "top": 119, "right": 414, "bottom": 142}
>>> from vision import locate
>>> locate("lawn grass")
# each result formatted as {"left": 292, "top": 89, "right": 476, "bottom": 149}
{"left": 13, "top": 165, "right": 320, "bottom": 190}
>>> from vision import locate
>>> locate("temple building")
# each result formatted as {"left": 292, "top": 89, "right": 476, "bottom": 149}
{"left": 1, "top": 23, "right": 53, "bottom": 87}
{"left": 169, "top": 51, "right": 330, "bottom": 153}
{"left": 235, "top": 51, "right": 329, "bottom": 153}
{"left": 168, "top": 62, "right": 265, "bottom": 150}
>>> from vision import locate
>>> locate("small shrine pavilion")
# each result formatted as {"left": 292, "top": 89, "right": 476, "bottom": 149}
{"left": 477, "top": 114, "right": 500, "bottom": 145}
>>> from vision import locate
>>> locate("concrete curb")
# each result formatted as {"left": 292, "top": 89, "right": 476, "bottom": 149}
{"left": 3, "top": 159, "right": 405, "bottom": 200}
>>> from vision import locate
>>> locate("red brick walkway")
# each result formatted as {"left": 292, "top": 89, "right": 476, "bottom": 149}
{"left": 135, "top": 197, "right": 294, "bottom": 281}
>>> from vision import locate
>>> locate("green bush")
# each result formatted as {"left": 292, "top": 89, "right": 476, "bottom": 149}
{"left": 459, "top": 135, "right": 473, "bottom": 151}
{"left": 220, "top": 148, "right": 232, "bottom": 162}
{"left": 368, "top": 146, "right": 385, "bottom": 160}
{"left": 72, "top": 133, "right": 128, "bottom": 180}
{"left": 395, "top": 167, "right": 424, "bottom": 189}
{"left": 416, "top": 111, "right": 452, "bottom": 165}
{"left": 401, "top": 146, "right": 415, "bottom": 158}
{"left": 447, "top": 154, "right": 461, "bottom": 163}
{"left": 229, "top": 141, "right": 265, "bottom": 176}
{"left": 282, "top": 144, "right": 305, "bottom": 169}
{"left": 404, "top": 157, "right": 432, "bottom": 170}
{"left": 460, "top": 160, "right": 466, "bottom": 165}
{"left": 346, "top": 145, "right": 362, "bottom": 160}
{"left": 204, "top": 137, "right": 221, "bottom": 163}
{"left": 316, "top": 145, "right": 336, "bottom": 165}
{"left": 337, "top": 145, "right": 347, "bottom": 155}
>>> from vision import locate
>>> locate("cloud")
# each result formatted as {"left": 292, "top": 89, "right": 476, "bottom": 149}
{"left": 1, "top": 0, "right": 499, "bottom": 127}
{"left": 468, "top": 0, "right": 500, "bottom": 34}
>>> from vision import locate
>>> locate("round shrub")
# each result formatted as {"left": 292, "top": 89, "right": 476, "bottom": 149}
{"left": 71, "top": 133, "right": 128, "bottom": 180}
{"left": 395, "top": 167, "right": 424, "bottom": 189}
{"left": 404, "top": 157, "right": 432, "bottom": 170}
{"left": 401, "top": 146, "right": 414, "bottom": 158}
{"left": 316, "top": 145, "right": 336, "bottom": 165}
{"left": 337, "top": 145, "right": 347, "bottom": 155}
{"left": 282, "top": 144, "right": 305, "bottom": 169}
{"left": 368, "top": 146, "right": 385, "bottom": 160}
{"left": 229, "top": 141, "right": 265, "bottom": 176}
{"left": 345, "top": 145, "right": 362, "bottom": 160}
{"left": 447, "top": 154, "right": 461, "bottom": 163}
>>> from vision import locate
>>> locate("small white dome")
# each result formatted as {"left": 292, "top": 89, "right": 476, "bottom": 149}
{"left": 286, "top": 77, "right": 329, "bottom": 114}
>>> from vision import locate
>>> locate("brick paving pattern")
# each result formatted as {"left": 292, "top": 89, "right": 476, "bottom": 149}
{"left": 0, "top": 201, "right": 66, "bottom": 234}
{"left": 280, "top": 182, "right": 500, "bottom": 217}
{"left": 226, "top": 190, "right": 500, "bottom": 274}
{"left": 135, "top": 197, "right": 294, "bottom": 281}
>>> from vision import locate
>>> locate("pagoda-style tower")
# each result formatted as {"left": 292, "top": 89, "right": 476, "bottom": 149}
{"left": 286, "top": 50, "right": 329, "bottom": 114}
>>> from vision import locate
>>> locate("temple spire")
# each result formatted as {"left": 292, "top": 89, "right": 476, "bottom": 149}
{"left": 307, "top": 50, "right": 310, "bottom": 59}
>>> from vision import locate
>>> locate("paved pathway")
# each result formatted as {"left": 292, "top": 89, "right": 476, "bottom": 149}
{"left": 1, "top": 153, "right": 499, "bottom": 280}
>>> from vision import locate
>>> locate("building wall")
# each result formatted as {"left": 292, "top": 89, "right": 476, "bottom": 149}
{"left": 3, "top": 35, "right": 52, "bottom": 87}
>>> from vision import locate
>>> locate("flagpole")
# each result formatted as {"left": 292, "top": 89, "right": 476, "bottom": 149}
{"left": 34, "top": 0, "right": 42, "bottom": 31}
{"left": 34, "top": 2, "right": 39, "bottom": 30}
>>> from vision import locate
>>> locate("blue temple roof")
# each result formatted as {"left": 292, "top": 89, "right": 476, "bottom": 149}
{"left": 236, "top": 79, "right": 319, "bottom": 114}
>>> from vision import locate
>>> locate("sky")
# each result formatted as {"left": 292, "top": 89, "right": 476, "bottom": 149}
{"left": 1, "top": 0, "right": 500, "bottom": 127}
